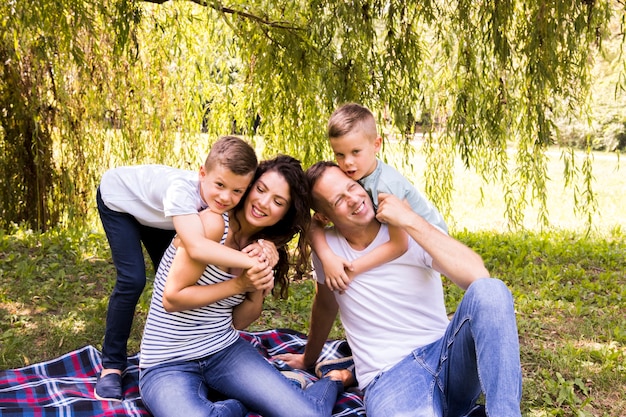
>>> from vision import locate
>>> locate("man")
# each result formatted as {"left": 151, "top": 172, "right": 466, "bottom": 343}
{"left": 279, "top": 162, "right": 522, "bottom": 417}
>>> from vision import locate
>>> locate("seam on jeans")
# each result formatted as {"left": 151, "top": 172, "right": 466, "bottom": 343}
{"left": 411, "top": 345, "right": 438, "bottom": 377}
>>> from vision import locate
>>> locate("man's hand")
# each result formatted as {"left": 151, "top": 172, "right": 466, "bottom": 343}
{"left": 275, "top": 353, "right": 309, "bottom": 370}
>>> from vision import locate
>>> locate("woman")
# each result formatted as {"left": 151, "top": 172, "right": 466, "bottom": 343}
{"left": 139, "top": 155, "right": 349, "bottom": 417}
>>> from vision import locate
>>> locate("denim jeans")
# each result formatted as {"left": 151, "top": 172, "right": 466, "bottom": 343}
{"left": 96, "top": 188, "right": 176, "bottom": 370}
{"left": 364, "top": 278, "right": 522, "bottom": 417}
{"left": 139, "top": 337, "right": 343, "bottom": 417}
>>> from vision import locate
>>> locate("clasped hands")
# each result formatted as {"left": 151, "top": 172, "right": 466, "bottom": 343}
{"left": 238, "top": 239, "right": 278, "bottom": 295}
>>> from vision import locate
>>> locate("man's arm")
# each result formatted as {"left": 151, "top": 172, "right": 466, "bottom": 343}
{"left": 173, "top": 213, "right": 256, "bottom": 269}
{"left": 302, "top": 282, "right": 340, "bottom": 367}
{"left": 276, "top": 281, "right": 339, "bottom": 370}
{"left": 376, "top": 193, "right": 488, "bottom": 290}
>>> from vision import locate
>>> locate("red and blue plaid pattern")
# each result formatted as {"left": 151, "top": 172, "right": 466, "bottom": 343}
{"left": 0, "top": 329, "right": 365, "bottom": 417}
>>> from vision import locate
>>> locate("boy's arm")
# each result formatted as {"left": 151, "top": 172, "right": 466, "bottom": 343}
{"left": 310, "top": 217, "right": 353, "bottom": 292}
{"left": 349, "top": 224, "right": 408, "bottom": 277}
{"left": 173, "top": 213, "right": 255, "bottom": 269}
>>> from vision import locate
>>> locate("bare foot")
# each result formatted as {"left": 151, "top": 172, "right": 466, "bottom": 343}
{"left": 100, "top": 368, "right": 122, "bottom": 377}
{"left": 325, "top": 369, "right": 355, "bottom": 388}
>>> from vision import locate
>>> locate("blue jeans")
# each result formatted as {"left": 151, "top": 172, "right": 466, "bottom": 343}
{"left": 139, "top": 337, "right": 343, "bottom": 417}
{"left": 364, "top": 278, "right": 522, "bottom": 417}
{"left": 96, "top": 188, "right": 176, "bottom": 370}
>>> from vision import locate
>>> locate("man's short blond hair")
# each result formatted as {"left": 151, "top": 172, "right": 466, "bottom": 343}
{"left": 327, "top": 103, "right": 377, "bottom": 140}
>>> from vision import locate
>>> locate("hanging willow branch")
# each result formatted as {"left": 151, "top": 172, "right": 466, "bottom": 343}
{"left": 0, "top": 0, "right": 622, "bottom": 231}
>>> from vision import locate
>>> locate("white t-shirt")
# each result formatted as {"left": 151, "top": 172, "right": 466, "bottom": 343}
{"left": 313, "top": 223, "right": 450, "bottom": 389}
{"left": 99, "top": 165, "right": 207, "bottom": 229}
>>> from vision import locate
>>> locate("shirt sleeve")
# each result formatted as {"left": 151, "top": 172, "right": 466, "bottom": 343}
{"left": 163, "top": 178, "right": 203, "bottom": 217}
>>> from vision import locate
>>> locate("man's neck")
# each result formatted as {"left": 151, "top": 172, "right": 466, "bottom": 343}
{"left": 338, "top": 220, "right": 381, "bottom": 251}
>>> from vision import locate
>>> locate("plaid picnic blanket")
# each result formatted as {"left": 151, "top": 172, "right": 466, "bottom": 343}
{"left": 0, "top": 328, "right": 365, "bottom": 417}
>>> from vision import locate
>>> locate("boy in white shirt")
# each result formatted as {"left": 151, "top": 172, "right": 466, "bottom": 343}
{"left": 95, "top": 135, "right": 263, "bottom": 401}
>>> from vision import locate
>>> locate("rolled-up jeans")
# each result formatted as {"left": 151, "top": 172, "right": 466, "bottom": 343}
{"left": 139, "top": 337, "right": 343, "bottom": 417}
{"left": 364, "top": 278, "right": 522, "bottom": 417}
{"left": 96, "top": 188, "right": 176, "bottom": 371}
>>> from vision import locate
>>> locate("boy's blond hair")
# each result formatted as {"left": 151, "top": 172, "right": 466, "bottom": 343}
{"left": 204, "top": 135, "right": 258, "bottom": 175}
{"left": 327, "top": 103, "right": 377, "bottom": 140}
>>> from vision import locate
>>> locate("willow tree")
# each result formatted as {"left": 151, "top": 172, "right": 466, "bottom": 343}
{"left": 0, "top": 0, "right": 623, "bottom": 231}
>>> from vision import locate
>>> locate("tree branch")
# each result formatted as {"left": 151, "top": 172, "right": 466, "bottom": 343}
{"left": 141, "top": 0, "right": 305, "bottom": 31}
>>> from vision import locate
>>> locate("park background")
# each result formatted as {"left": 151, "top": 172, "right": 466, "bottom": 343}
{"left": 1, "top": 1, "right": 625, "bottom": 416}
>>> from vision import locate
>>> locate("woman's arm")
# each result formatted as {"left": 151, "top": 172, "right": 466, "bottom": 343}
{"left": 163, "top": 210, "right": 266, "bottom": 312}
{"left": 232, "top": 289, "right": 267, "bottom": 330}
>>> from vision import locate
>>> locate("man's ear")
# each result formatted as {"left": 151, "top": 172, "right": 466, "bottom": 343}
{"left": 312, "top": 211, "right": 331, "bottom": 226}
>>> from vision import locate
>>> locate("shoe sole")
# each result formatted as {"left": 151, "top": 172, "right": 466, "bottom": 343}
{"left": 94, "top": 390, "right": 123, "bottom": 402}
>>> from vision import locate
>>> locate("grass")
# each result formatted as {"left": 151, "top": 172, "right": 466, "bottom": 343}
{"left": 1, "top": 148, "right": 624, "bottom": 416}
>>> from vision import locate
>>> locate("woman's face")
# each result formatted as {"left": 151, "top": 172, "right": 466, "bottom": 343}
{"left": 243, "top": 170, "right": 291, "bottom": 229}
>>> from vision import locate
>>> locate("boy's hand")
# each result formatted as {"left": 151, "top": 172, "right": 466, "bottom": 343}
{"left": 323, "top": 254, "right": 354, "bottom": 293}
{"left": 376, "top": 193, "right": 413, "bottom": 228}
{"left": 243, "top": 239, "right": 279, "bottom": 268}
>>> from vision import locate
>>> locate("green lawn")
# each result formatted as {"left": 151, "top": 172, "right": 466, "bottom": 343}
{"left": 1, "top": 148, "right": 624, "bottom": 416}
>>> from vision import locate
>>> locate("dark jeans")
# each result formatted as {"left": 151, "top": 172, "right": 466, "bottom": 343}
{"left": 96, "top": 188, "right": 176, "bottom": 370}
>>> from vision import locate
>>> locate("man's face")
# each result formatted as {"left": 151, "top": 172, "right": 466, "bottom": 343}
{"left": 313, "top": 166, "right": 376, "bottom": 228}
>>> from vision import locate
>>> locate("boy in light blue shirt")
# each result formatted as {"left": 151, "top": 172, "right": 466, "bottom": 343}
{"left": 310, "top": 103, "right": 447, "bottom": 292}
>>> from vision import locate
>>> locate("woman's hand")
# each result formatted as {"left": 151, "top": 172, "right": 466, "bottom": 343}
{"left": 236, "top": 260, "right": 275, "bottom": 293}
{"left": 243, "top": 239, "right": 279, "bottom": 268}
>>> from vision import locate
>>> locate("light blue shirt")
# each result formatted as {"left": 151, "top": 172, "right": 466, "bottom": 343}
{"left": 359, "top": 158, "right": 448, "bottom": 233}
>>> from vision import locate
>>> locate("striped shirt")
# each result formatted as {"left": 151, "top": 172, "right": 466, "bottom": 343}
{"left": 140, "top": 213, "right": 245, "bottom": 368}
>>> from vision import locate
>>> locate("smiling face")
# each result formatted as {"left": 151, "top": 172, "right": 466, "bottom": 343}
{"left": 312, "top": 165, "right": 376, "bottom": 230}
{"left": 198, "top": 163, "right": 254, "bottom": 214}
{"left": 243, "top": 170, "right": 291, "bottom": 229}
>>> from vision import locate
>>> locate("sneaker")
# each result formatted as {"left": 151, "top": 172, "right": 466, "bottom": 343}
{"left": 94, "top": 372, "right": 123, "bottom": 402}
{"left": 314, "top": 356, "right": 355, "bottom": 378}
{"left": 281, "top": 370, "right": 310, "bottom": 389}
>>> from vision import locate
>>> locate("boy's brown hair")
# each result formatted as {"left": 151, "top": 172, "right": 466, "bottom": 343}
{"left": 327, "top": 103, "right": 377, "bottom": 139}
{"left": 204, "top": 135, "right": 258, "bottom": 175}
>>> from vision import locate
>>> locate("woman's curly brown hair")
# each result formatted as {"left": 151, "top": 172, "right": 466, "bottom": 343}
{"left": 230, "top": 155, "right": 311, "bottom": 299}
